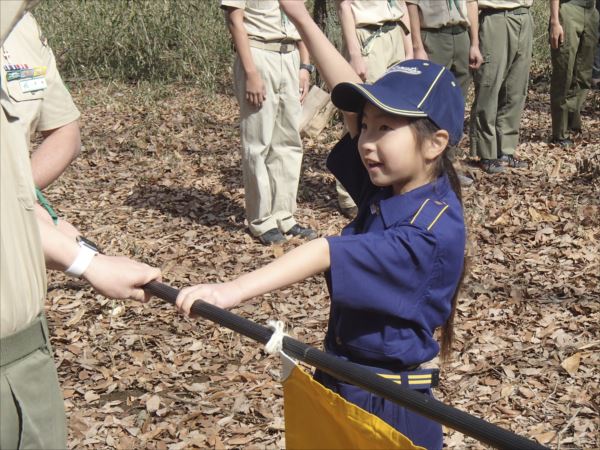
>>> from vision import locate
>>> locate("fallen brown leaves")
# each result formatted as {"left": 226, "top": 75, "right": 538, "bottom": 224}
{"left": 41, "top": 79, "right": 598, "bottom": 449}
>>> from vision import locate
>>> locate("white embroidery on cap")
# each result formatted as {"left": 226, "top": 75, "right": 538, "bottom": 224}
{"left": 385, "top": 65, "right": 422, "bottom": 76}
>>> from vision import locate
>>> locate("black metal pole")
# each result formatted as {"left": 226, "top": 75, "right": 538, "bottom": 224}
{"left": 144, "top": 281, "right": 547, "bottom": 450}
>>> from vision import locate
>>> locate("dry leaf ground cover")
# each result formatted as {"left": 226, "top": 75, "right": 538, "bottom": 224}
{"left": 41, "top": 78, "right": 598, "bottom": 449}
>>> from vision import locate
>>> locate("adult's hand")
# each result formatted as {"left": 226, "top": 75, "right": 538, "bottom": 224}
{"left": 549, "top": 21, "right": 564, "bottom": 49}
{"left": 469, "top": 44, "right": 483, "bottom": 69}
{"left": 245, "top": 70, "right": 266, "bottom": 108}
{"left": 83, "top": 255, "right": 161, "bottom": 302}
{"left": 299, "top": 67, "right": 310, "bottom": 103}
{"left": 349, "top": 54, "right": 368, "bottom": 82}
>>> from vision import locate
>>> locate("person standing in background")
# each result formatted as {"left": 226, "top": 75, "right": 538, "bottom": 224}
{"left": 406, "top": 0, "right": 483, "bottom": 186}
{"left": 221, "top": 0, "right": 317, "bottom": 245}
{"left": 335, "top": 0, "right": 413, "bottom": 218}
{"left": 549, "top": 0, "right": 599, "bottom": 147}
{"left": 470, "top": 0, "right": 533, "bottom": 174}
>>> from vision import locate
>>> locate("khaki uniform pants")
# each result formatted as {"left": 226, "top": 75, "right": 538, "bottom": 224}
{"left": 421, "top": 28, "right": 471, "bottom": 99}
{"left": 470, "top": 9, "right": 533, "bottom": 160}
{"left": 550, "top": 2, "right": 599, "bottom": 139}
{"left": 0, "top": 314, "right": 67, "bottom": 449}
{"left": 337, "top": 25, "right": 406, "bottom": 210}
{"left": 234, "top": 47, "right": 303, "bottom": 236}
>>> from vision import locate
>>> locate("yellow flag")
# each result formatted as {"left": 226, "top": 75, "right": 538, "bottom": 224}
{"left": 281, "top": 353, "right": 425, "bottom": 450}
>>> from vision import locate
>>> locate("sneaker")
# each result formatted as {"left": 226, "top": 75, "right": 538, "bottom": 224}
{"left": 458, "top": 173, "right": 474, "bottom": 186}
{"left": 551, "top": 137, "right": 574, "bottom": 148}
{"left": 500, "top": 154, "right": 528, "bottom": 169}
{"left": 284, "top": 224, "right": 318, "bottom": 241}
{"left": 258, "top": 228, "right": 286, "bottom": 245}
{"left": 340, "top": 206, "right": 358, "bottom": 219}
{"left": 479, "top": 159, "right": 505, "bottom": 174}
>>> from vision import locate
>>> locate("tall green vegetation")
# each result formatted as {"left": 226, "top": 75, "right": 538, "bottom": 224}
{"left": 36, "top": 0, "right": 551, "bottom": 93}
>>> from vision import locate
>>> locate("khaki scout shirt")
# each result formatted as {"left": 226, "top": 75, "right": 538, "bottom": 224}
{"left": 478, "top": 0, "right": 534, "bottom": 9}
{"left": 220, "top": 0, "right": 301, "bottom": 42}
{"left": 350, "top": 0, "right": 405, "bottom": 27}
{"left": 1, "top": 100, "right": 46, "bottom": 339}
{"left": 405, "top": 0, "right": 475, "bottom": 28}
{"left": 1, "top": 13, "right": 80, "bottom": 145}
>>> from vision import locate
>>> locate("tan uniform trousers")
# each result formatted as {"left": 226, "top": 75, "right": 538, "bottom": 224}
{"left": 470, "top": 8, "right": 533, "bottom": 160}
{"left": 337, "top": 24, "right": 406, "bottom": 210}
{"left": 234, "top": 46, "right": 303, "bottom": 237}
{"left": 0, "top": 314, "right": 67, "bottom": 450}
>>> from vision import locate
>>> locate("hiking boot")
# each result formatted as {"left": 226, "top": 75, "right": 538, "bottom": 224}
{"left": 258, "top": 228, "right": 286, "bottom": 245}
{"left": 479, "top": 159, "right": 505, "bottom": 174}
{"left": 340, "top": 206, "right": 358, "bottom": 219}
{"left": 458, "top": 173, "right": 474, "bottom": 187}
{"left": 551, "top": 137, "right": 574, "bottom": 148}
{"left": 284, "top": 224, "right": 318, "bottom": 241}
{"left": 500, "top": 154, "right": 528, "bottom": 169}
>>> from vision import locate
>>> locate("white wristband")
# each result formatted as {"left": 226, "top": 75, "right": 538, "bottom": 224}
{"left": 65, "top": 245, "right": 98, "bottom": 278}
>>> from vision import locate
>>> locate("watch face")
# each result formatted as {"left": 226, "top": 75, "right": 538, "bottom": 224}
{"left": 77, "top": 236, "right": 100, "bottom": 253}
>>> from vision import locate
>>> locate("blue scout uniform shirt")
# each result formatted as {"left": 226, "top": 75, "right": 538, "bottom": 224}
{"left": 323, "top": 133, "right": 466, "bottom": 369}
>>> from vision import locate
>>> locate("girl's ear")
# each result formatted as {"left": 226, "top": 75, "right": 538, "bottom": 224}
{"left": 422, "top": 129, "right": 449, "bottom": 161}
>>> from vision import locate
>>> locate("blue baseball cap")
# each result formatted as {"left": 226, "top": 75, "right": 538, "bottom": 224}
{"left": 331, "top": 59, "right": 465, "bottom": 146}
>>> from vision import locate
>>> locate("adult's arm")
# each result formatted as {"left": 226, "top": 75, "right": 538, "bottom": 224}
{"left": 406, "top": 2, "right": 427, "bottom": 60}
{"left": 31, "top": 120, "right": 81, "bottom": 189}
{"left": 298, "top": 40, "right": 311, "bottom": 103}
{"left": 549, "top": 0, "right": 564, "bottom": 49}
{"left": 224, "top": 6, "right": 266, "bottom": 108}
{"left": 467, "top": 0, "right": 483, "bottom": 68}
{"left": 279, "top": 0, "right": 362, "bottom": 136}
{"left": 399, "top": 1, "right": 413, "bottom": 59}
{"left": 38, "top": 216, "right": 161, "bottom": 302}
{"left": 337, "top": 0, "right": 368, "bottom": 81}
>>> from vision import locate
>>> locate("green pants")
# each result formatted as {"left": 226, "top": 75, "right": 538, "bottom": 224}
{"left": 550, "top": 1, "right": 599, "bottom": 139}
{"left": 470, "top": 9, "right": 533, "bottom": 160}
{"left": 421, "top": 27, "right": 471, "bottom": 99}
{"left": 0, "top": 315, "right": 67, "bottom": 449}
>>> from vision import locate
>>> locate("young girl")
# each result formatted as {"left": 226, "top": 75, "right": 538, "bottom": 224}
{"left": 177, "top": 2, "right": 466, "bottom": 448}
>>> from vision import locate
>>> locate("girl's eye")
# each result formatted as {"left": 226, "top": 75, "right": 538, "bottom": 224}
{"left": 379, "top": 124, "right": 392, "bottom": 131}
{"left": 360, "top": 122, "right": 368, "bottom": 130}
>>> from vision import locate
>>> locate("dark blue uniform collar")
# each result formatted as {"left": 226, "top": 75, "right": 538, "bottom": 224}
{"left": 377, "top": 174, "right": 451, "bottom": 228}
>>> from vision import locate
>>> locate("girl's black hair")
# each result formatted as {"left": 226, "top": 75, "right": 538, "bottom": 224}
{"left": 409, "top": 117, "right": 466, "bottom": 364}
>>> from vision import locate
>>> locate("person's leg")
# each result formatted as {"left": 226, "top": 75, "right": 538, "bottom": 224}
{"left": 234, "top": 48, "right": 280, "bottom": 238}
{"left": 568, "top": 6, "right": 599, "bottom": 131}
{"left": 593, "top": 8, "right": 600, "bottom": 85}
{"left": 495, "top": 12, "right": 532, "bottom": 160}
{"left": 268, "top": 49, "right": 305, "bottom": 235}
{"left": 422, "top": 29, "right": 454, "bottom": 71}
{"left": 0, "top": 316, "right": 67, "bottom": 450}
{"left": 470, "top": 13, "right": 510, "bottom": 170}
{"left": 551, "top": 3, "right": 582, "bottom": 141}
{"left": 451, "top": 30, "right": 472, "bottom": 100}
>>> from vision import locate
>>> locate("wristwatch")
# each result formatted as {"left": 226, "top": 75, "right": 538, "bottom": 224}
{"left": 300, "top": 63, "right": 315, "bottom": 74}
{"left": 65, "top": 236, "right": 100, "bottom": 278}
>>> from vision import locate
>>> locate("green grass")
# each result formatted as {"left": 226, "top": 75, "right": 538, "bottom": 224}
{"left": 36, "top": 0, "right": 551, "bottom": 92}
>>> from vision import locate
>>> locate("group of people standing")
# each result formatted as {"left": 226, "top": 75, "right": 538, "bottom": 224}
{"left": 225, "top": 0, "right": 598, "bottom": 240}
{"left": 1, "top": 1, "right": 598, "bottom": 449}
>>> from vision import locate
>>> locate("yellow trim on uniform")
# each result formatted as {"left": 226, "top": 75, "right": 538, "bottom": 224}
{"left": 393, "top": 380, "right": 403, "bottom": 384}
{"left": 417, "top": 67, "right": 446, "bottom": 108}
{"left": 352, "top": 85, "right": 429, "bottom": 117}
{"left": 410, "top": 199, "right": 430, "bottom": 224}
{"left": 378, "top": 374, "right": 401, "bottom": 379}
{"left": 408, "top": 380, "right": 430, "bottom": 385}
{"left": 427, "top": 205, "right": 449, "bottom": 230}
{"left": 407, "top": 374, "right": 432, "bottom": 380}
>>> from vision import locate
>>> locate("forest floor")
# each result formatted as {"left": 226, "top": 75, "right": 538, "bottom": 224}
{"left": 43, "top": 77, "right": 599, "bottom": 449}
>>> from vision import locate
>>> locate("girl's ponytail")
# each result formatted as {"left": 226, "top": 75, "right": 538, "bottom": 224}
{"left": 410, "top": 118, "right": 467, "bottom": 364}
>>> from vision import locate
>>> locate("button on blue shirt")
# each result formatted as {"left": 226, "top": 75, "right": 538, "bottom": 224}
{"left": 323, "top": 133, "right": 466, "bottom": 368}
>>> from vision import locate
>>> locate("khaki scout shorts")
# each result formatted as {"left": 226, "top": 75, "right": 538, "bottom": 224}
{"left": 0, "top": 314, "right": 67, "bottom": 449}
